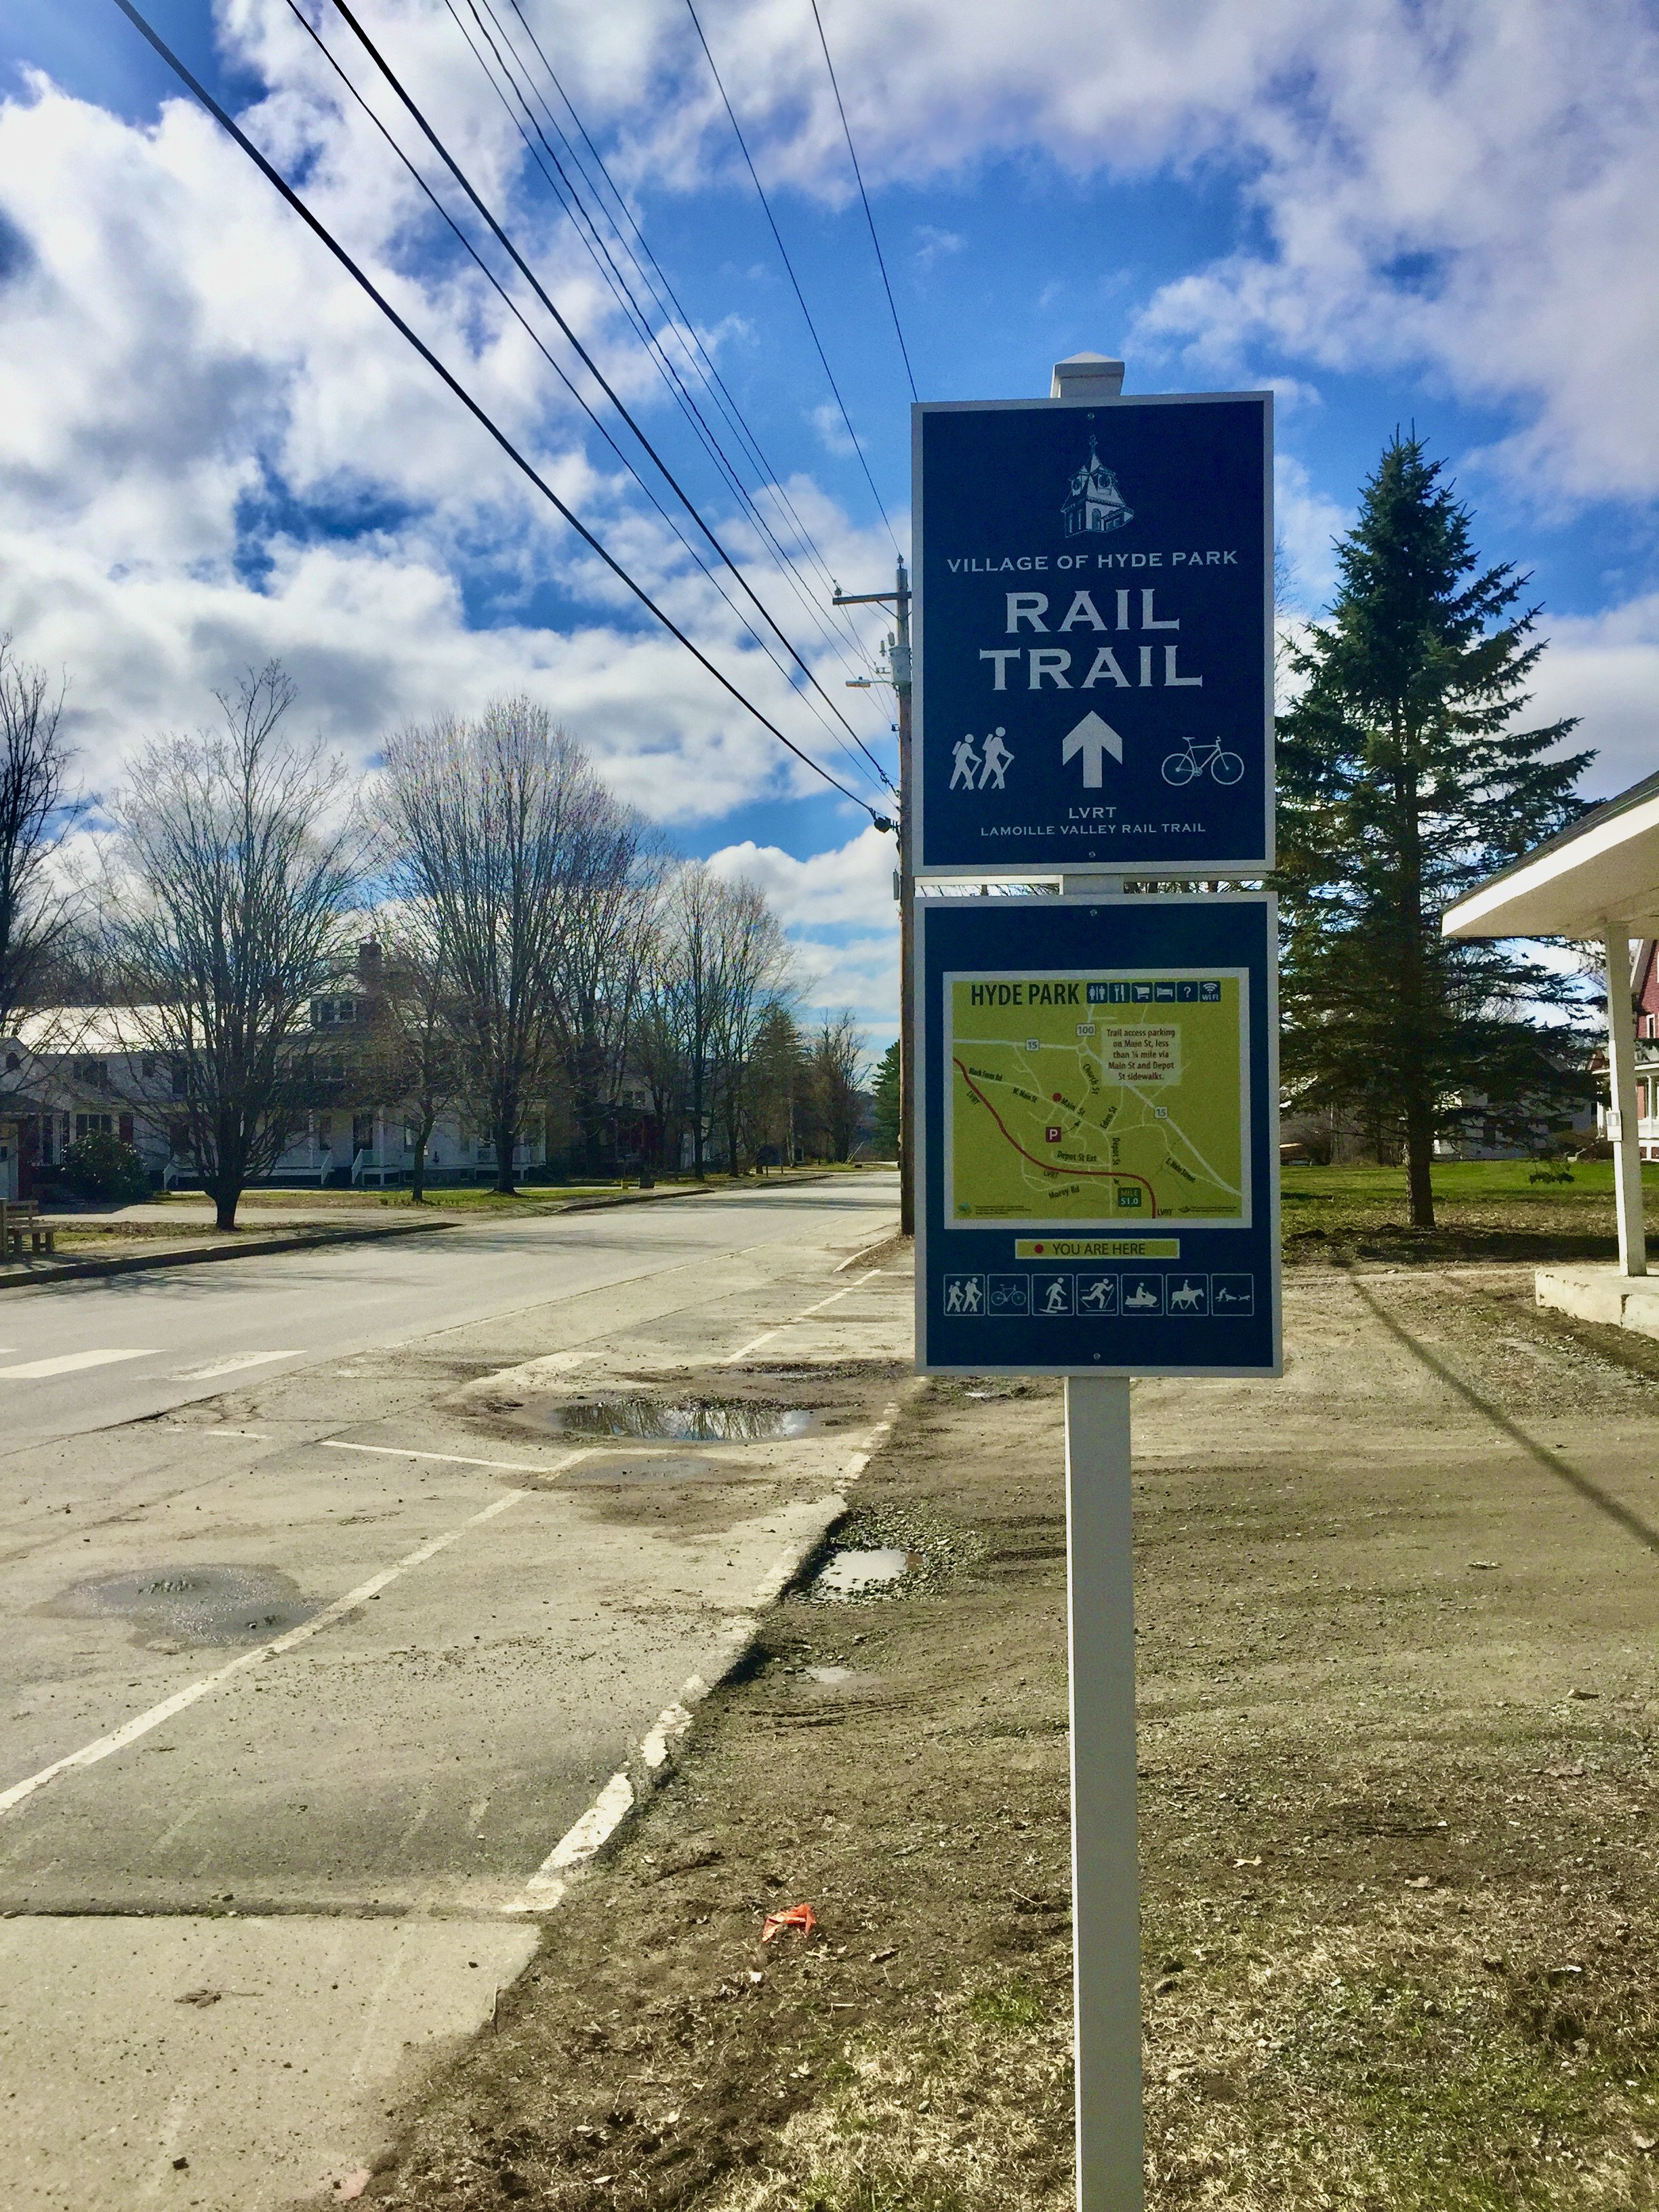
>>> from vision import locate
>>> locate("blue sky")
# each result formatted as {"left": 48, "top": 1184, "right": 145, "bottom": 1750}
{"left": 3, "top": 0, "right": 1658, "bottom": 1045}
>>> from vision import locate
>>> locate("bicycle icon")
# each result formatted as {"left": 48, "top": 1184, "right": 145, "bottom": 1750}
{"left": 1161, "top": 735, "right": 1244, "bottom": 787}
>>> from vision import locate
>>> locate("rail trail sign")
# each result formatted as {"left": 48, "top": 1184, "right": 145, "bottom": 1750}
{"left": 916, "top": 892, "right": 1281, "bottom": 1376}
{"left": 913, "top": 393, "right": 1273, "bottom": 878}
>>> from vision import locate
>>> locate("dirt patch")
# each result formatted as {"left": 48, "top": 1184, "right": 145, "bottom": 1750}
{"left": 369, "top": 1265, "right": 1659, "bottom": 2211}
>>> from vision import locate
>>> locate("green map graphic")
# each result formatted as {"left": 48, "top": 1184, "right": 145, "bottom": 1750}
{"left": 947, "top": 971, "right": 1247, "bottom": 1227}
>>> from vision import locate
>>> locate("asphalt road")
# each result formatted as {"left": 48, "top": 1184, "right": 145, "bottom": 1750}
{"left": 0, "top": 1172, "right": 909, "bottom": 2207}
{"left": 0, "top": 1179, "right": 889, "bottom": 1448}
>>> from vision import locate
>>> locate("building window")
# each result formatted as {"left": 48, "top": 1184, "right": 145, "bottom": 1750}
{"left": 75, "top": 1113, "right": 115, "bottom": 1140}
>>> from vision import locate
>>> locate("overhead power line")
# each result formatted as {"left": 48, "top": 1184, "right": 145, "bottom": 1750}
{"left": 808, "top": 0, "right": 917, "bottom": 405}
{"left": 459, "top": 0, "right": 878, "bottom": 686}
{"left": 326, "top": 0, "right": 894, "bottom": 794}
{"left": 108, "top": 0, "right": 891, "bottom": 827}
{"left": 499, "top": 0, "right": 867, "bottom": 659}
{"left": 682, "top": 0, "right": 901, "bottom": 554}
{"left": 283, "top": 1, "right": 885, "bottom": 800}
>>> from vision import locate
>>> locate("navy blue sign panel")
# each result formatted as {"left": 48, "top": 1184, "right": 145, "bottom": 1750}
{"left": 917, "top": 894, "right": 1281, "bottom": 1376}
{"left": 913, "top": 394, "right": 1273, "bottom": 878}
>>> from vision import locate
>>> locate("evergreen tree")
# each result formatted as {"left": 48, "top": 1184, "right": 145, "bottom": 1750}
{"left": 1277, "top": 435, "right": 1593, "bottom": 1228}
{"left": 872, "top": 1040, "right": 901, "bottom": 1158}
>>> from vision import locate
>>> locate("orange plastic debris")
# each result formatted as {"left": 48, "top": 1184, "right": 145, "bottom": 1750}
{"left": 761, "top": 1903, "right": 818, "bottom": 1943}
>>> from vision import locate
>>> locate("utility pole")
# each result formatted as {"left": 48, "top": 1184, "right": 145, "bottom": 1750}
{"left": 836, "top": 556, "right": 914, "bottom": 1235}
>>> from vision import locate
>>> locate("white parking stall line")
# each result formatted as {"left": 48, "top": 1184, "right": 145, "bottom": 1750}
{"left": 321, "top": 1441, "right": 594, "bottom": 1477}
{"left": 721, "top": 1267, "right": 885, "bottom": 1366}
{"left": 0, "top": 1349, "right": 160, "bottom": 1380}
{"left": 169, "top": 1350, "right": 306, "bottom": 1381}
{"left": 0, "top": 1489, "right": 529, "bottom": 1819}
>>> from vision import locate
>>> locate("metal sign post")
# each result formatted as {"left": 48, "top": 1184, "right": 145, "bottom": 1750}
{"left": 915, "top": 889, "right": 1280, "bottom": 2211}
{"left": 909, "top": 364, "right": 1279, "bottom": 2211}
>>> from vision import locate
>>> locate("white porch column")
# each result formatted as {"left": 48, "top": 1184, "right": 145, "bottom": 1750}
{"left": 1604, "top": 919, "right": 1647, "bottom": 1277}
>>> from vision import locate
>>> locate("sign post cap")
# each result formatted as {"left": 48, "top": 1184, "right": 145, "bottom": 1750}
{"left": 1050, "top": 353, "right": 1125, "bottom": 401}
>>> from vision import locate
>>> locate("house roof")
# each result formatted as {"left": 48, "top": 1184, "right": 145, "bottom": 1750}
{"left": 7, "top": 1008, "right": 171, "bottom": 1054}
{"left": 1442, "top": 768, "right": 1659, "bottom": 939}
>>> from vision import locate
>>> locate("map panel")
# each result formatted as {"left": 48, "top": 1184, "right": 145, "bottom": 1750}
{"left": 945, "top": 968, "right": 1248, "bottom": 1230}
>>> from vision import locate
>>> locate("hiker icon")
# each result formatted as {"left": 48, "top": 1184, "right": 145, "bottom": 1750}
{"left": 943, "top": 1273, "right": 986, "bottom": 1315}
{"left": 950, "top": 735, "right": 981, "bottom": 790}
{"left": 979, "top": 726, "right": 1013, "bottom": 790}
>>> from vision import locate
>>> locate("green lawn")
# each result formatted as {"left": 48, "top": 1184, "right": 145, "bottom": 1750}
{"left": 1282, "top": 1157, "right": 1654, "bottom": 1264}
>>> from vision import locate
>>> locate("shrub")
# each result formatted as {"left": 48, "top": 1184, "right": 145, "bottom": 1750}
{"left": 60, "top": 1132, "right": 152, "bottom": 1204}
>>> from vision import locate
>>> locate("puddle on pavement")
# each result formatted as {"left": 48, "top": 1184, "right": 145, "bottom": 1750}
{"left": 561, "top": 1451, "right": 723, "bottom": 1483}
{"left": 49, "top": 1565, "right": 317, "bottom": 1647}
{"left": 814, "top": 1547, "right": 912, "bottom": 1599}
{"left": 544, "top": 1395, "right": 813, "bottom": 1443}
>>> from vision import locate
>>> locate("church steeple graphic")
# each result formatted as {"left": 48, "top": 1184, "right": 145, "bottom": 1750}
{"left": 1063, "top": 436, "right": 1133, "bottom": 537}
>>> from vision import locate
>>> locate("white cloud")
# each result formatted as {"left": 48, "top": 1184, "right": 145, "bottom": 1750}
{"left": 0, "top": 68, "right": 897, "bottom": 820}
{"left": 1530, "top": 593, "right": 1659, "bottom": 799}
{"left": 1273, "top": 455, "right": 1349, "bottom": 611}
{"left": 705, "top": 825, "right": 897, "bottom": 1040}
{"left": 474, "top": 0, "right": 1659, "bottom": 513}
{"left": 912, "top": 224, "right": 964, "bottom": 271}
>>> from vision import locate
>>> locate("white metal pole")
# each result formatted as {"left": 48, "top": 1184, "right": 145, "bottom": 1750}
{"left": 1604, "top": 919, "right": 1647, "bottom": 1277}
{"left": 1065, "top": 1373, "right": 1143, "bottom": 2212}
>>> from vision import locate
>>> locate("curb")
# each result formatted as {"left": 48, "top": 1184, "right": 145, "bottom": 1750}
{"left": 0, "top": 1216, "right": 455, "bottom": 1295}
{"left": 504, "top": 1390, "right": 915, "bottom": 1915}
{"left": 557, "top": 1168, "right": 853, "bottom": 1216}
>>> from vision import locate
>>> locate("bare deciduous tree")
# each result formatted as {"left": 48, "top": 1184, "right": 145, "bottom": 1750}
{"left": 641, "top": 863, "right": 796, "bottom": 1177}
{"left": 382, "top": 699, "right": 623, "bottom": 1195}
{"left": 105, "top": 664, "right": 365, "bottom": 1228}
{"left": 356, "top": 917, "right": 464, "bottom": 1204}
{"left": 808, "top": 1012, "right": 867, "bottom": 1161}
{"left": 550, "top": 811, "right": 661, "bottom": 1178}
{"left": 0, "top": 634, "right": 78, "bottom": 1040}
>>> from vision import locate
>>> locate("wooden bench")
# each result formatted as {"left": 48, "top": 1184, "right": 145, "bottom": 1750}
{"left": 0, "top": 1199, "right": 56, "bottom": 1260}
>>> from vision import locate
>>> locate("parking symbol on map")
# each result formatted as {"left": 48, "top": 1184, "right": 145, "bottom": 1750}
{"left": 943, "top": 1273, "right": 987, "bottom": 1315}
{"left": 1077, "top": 1273, "right": 1119, "bottom": 1315}
{"left": 1032, "top": 1272, "right": 1073, "bottom": 1317}
{"left": 988, "top": 1273, "right": 1030, "bottom": 1315}
{"left": 1210, "top": 1273, "right": 1254, "bottom": 1315}
{"left": 1120, "top": 1273, "right": 1163, "bottom": 1315}
{"left": 1166, "top": 1274, "right": 1209, "bottom": 1315}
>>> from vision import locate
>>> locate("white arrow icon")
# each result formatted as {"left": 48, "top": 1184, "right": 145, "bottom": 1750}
{"left": 1061, "top": 711, "right": 1124, "bottom": 789}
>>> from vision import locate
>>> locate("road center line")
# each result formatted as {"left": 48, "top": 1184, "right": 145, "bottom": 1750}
{"left": 0, "top": 1348, "right": 160, "bottom": 1379}
{"left": 321, "top": 1440, "right": 592, "bottom": 1475}
{"left": 0, "top": 1488, "right": 529, "bottom": 1819}
{"left": 722, "top": 1267, "right": 886, "bottom": 1366}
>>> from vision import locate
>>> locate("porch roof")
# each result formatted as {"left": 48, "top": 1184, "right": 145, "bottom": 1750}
{"left": 1442, "top": 769, "right": 1659, "bottom": 939}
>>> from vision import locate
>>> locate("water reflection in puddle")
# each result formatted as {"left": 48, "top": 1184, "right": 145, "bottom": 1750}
{"left": 815, "top": 1547, "right": 911, "bottom": 1599}
{"left": 547, "top": 1397, "right": 812, "bottom": 1443}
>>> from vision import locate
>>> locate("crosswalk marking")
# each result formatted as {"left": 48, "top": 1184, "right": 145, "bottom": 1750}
{"left": 0, "top": 1349, "right": 159, "bottom": 1380}
{"left": 169, "top": 1351, "right": 304, "bottom": 1381}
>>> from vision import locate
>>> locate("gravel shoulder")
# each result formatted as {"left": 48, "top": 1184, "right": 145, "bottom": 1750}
{"left": 365, "top": 1257, "right": 1659, "bottom": 2212}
